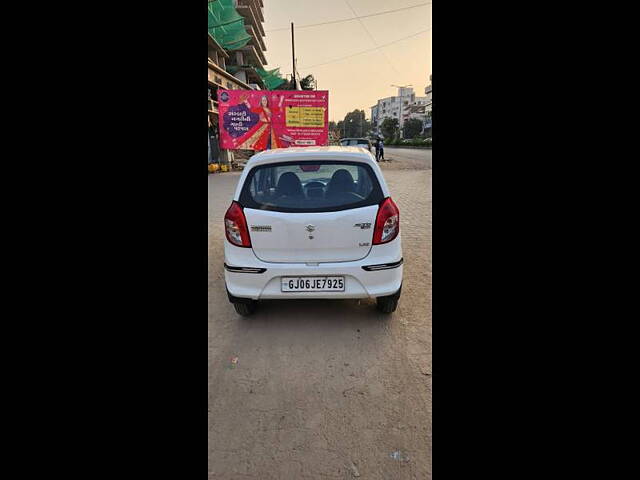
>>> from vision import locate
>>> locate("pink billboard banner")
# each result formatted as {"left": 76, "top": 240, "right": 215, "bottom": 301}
{"left": 217, "top": 90, "right": 328, "bottom": 151}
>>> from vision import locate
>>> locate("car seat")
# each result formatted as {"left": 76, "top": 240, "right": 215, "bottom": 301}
{"left": 276, "top": 172, "right": 304, "bottom": 199}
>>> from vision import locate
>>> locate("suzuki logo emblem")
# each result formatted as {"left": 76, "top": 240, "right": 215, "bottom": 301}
{"left": 305, "top": 224, "right": 315, "bottom": 232}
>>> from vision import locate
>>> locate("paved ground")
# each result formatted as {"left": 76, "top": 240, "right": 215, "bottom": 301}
{"left": 378, "top": 147, "right": 432, "bottom": 170}
{"left": 208, "top": 148, "right": 432, "bottom": 479}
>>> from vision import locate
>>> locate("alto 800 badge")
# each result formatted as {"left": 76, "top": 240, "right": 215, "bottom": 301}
{"left": 354, "top": 223, "right": 372, "bottom": 230}
{"left": 250, "top": 225, "right": 272, "bottom": 232}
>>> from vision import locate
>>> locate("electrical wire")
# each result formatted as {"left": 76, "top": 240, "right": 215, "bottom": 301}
{"left": 299, "top": 27, "right": 431, "bottom": 69}
{"left": 343, "top": 0, "right": 401, "bottom": 77}
{"left": 266, "top": 2, "right": 431, "bottom": 33}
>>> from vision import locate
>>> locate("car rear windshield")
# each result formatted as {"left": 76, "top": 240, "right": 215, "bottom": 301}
{"left": 239, "top": 161, "right": 384, "bottom": 213}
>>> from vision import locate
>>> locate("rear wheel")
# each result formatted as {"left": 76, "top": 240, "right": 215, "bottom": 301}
{"left": 376, "top": 296, "right": 398, "bottom": 313}
{"left": 376, "top": 284, "right": 401, "bottom": 314}
{"left": 233, "top": 301, "right": 257, "bottom": 316}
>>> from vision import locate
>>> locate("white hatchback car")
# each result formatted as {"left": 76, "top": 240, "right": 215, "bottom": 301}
{"left": 224, "top": 146, "right": 403, "bottom": 316}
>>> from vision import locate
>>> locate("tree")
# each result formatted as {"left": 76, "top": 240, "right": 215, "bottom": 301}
{"left": 339, "top": 109, "right": 370, "bottom": 138}
{"left": 299, "top": 74, "right": 315, "bottom": 90}
{"left": 380, "top": 118, "right": 399, "bottom": 141}
{"left": 281, "top": 74, "right": 316, "bottom": 90}
{"left": 328, "top": 121, "right": 339, "bottom": 144}
{"left": 363, "top": 118, "right": 372, "bottom": 137}
{"left": 403, "top": 118, "right": 424, "bottom": 139}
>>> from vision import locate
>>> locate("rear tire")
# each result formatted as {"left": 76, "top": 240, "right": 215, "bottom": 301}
{"left": 376, "top": 284, "right": 401, "bottom": 313}
{"left": 233, "top": 301, "right": 256, "bottom": 316}
{"left": 376, "top": 296, "right": 398, "bottom": 313}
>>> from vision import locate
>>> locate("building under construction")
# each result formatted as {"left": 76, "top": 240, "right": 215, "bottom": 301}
{"left": 207, "top": 0, "right": 285, "bottom": 168}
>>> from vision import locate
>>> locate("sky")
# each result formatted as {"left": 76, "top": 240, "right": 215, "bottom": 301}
{"left": 262, "top": 0, "right": 432, "bottom": 123}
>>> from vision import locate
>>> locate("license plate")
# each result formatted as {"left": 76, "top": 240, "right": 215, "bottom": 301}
{"left": 281, "top": 276, "right": 345, "bottom": 292}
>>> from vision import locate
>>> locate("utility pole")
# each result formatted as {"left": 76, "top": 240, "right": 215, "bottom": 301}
{"left": 291, "top": 23, "right": 299, "bottom": 90}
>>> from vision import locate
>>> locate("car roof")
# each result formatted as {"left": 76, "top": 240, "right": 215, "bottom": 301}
{"left": 247, "top": 146, "right": 375, "bottom": 167}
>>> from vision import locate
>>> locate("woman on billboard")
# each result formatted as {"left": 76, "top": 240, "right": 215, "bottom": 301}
{"left": 236, "top": 94, "right": 291, "bottom": 150}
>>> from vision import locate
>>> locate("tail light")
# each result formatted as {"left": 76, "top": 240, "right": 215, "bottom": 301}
{"left": 224, "top": 201, "right": 251, "bottom": 247}
{"left": 373, "top": 197, "right": 400, "bottom": 245}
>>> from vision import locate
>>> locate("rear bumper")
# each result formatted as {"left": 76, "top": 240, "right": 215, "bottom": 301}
{"left": 224, "top": 238, "right": 403, "bottom": 300}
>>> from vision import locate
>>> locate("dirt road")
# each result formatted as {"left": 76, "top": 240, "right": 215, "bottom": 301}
{"left": 208, "top": 151, "right": 431, "bottom": 479}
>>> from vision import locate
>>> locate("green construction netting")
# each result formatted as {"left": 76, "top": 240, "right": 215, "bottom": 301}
{"left": 208, "top": 0, "right": 251, "bottom": 50}
{"left": 256, "top": 67, "right": 286, "bottom": 90}
{"left": 224, "top": 65, "right": 242, "bottom": 74}
{"left": 208, "top": 1, "right": 286, "bottom": 90}
{"left": 225, "top": 66, "right": 285, "bottom": 90}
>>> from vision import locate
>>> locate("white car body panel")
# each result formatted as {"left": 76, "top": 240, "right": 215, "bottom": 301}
{"left": 245, "top": 205, "right": 378, "bottom": 263}
{"left": 224, "top": 146, "right": 402, "bottom": 301}
{"left": 225, "top": 238, "right": 403, "bottom": 300}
